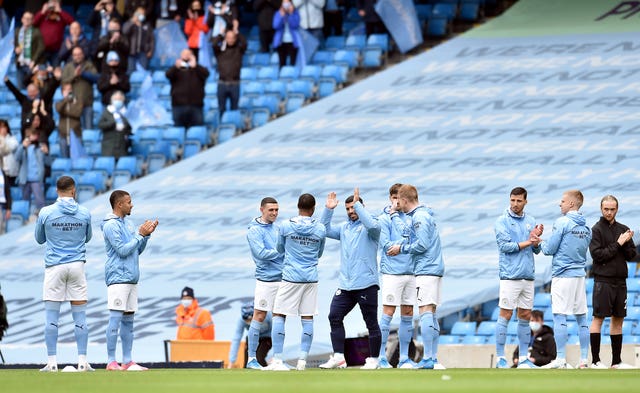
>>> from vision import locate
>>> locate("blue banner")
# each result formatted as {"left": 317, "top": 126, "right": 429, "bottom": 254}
{"left": 375, "top": 0, "right": 423, "bottom": 53}
{"left": 0, "top": 18, "right": 14, "bottom": 82}
{"left": 126, "top": 73, "right": 173, "bottom": 132}
{"left": 151, "top": 22, "right": 188, "bottom": 69}
{"left": 296, "top": 28, "right": 319, "bottom": 69}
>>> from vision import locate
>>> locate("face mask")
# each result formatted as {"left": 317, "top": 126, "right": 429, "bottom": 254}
{"left": 529, "top": 321, "right": 542, "bottom": 333}
{"left": 137, "top": 14, "right": 145, "bottom": 22}
{"left": 112, "top": 99, "right": 124, "bottom": 110}
{"left": 180, "top": 299, "right": 192, "bottom": 308}
{"left": 181, "top": 60, "right": 190, "bottom": 68}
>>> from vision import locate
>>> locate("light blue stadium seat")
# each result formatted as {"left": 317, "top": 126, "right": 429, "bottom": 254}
{"left": 186, "top": 126, "right": 210, "bottom": 146}
{"left": 250, "top": 109, "right": 270, "bottom": 129}
{"left": 362, "top": 48, "right": 383, "bottom": 68}
{"left": 287, "top": 80, "right": 314, "bottom": 100}
{"left": 476, "top": 321, "right": 496, "bottom": 336}
{"left": 5, "top": 216, "right": 24, "bottom": 232}
{"left": 217, "top": 124, "right": 236, "bottom": 144}
{"left": 182, "top": 140, "right": 202, "bottom": 159}
{"left": 285, "top": 94, "right": 305, "bottom": 113}
{"left": 221, "top": 110, "right": 246, "bottom": 131}
{"left": 10, "top": 187, "right": 22, "bottom": 202}
{"left": 312, "top": 50, "right": 334, "bottom": 65}
{"left": 152, "top": 70, "right": 168, "bottom": 85}
{"left": 162, "top": 126, "right": 186, "bottom": 147}
{"left": 299, "top": 65, "right": 322, "bottom": 84}
{"left": 130, "top": 70, "right": 147, "bottom": 85}
{"left": 11, "top": 200, "right": 31, "bottom": 221}
{"left": 333, "top": 49, "right": 359, "bottom": 69}
{"left": 533, "top": 293, "right": 552, "bottom": 308}
{"left": 257, "top": 66, "right": 279, "bottom": 82}
{"left": 264, "top": 80, "right": 287, "bottom": 100}
{"left": 427, "top": 16, "right": 450, "bottom": 37}
{"left": 246, "top": 39, "right": 261, "bottom": 53}
{"left": 450, "top": 321, "right": 476, "bottom": 336}
{"left": 627, "top": 306, "right": 640, "bottom": 322}
{"left": 345, "top": 34, "right": 366, "bottom": 52}
{"left": 366, "top": 34, "right": 390, "bottom": 54}
{"left": 459, "top": 2, "right": 481, "bottom": 22}
{"left": 325, "top": 35, "right": 346, "bottom": 51}
{"left": 50, "top": 157, "right": 72, "bottom": 179}
{"left": 628, "top": 278, "right": 640, "bottom": 293}
{"left": 279, "top": 65, "right": 300, "bottom": 81}
{"left": 321, "top": 64, "right": 348, "bottom": 85}
{"left": 438, "top": 335, "right": 460, "bottom": 344}
{"left": 414, "top": 4, "right": 433, "bottom": 21}
{"left": 242, "top": 81, "right": 265, "bottom": 97}
{"left": 585, "top": 277, "right": 594, "bottom": 293}
{"left": 250, "top": 53, "right": 271, "bottom": 67}
{"left": 240, "top": 66, "right": 258, "bottom": 81}
{"left": 93, "top": 156, "right": 116, "bottom": 178}
{"left": 628, "top": 262, "right": 638, "bottom": 278}
{"left": 147, "top": 152, "right": 167, "bottom": 174}
{"left": 318, "top": 78, "right": 337, "bottom": 98}
{"left": 115, "top": 156, "right": 139, "bottom": 177}
{"left": 45, "top": 186, "right": 58, "bottom": 204}
{"left": 462, "top": 335, "right": 486, "bottom": 345}
{"left": 433, "top": 3, "right": 457, "bottom": 21}
{"left": 622, "top": 335, "right": 640, "bottom": 344}
{"left": 71, "top": 156, "right": 95, "bottom": 176}
{"left": 252, "top": 95, "right": 280, "bottom": 116}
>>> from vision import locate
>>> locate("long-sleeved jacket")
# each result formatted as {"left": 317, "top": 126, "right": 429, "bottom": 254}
{"left": 0, "top": 133, "right": 19, "bottom": 178}
{"left": 96, "top": 34, "right": 130, "bottom": 71}
{"left": 55, "top": 95, "right": 83, "bottom": 139}
{"left": 378, "top": 206, "right": 414, "bottom": 275}
{"left": 61, "top": 60, "right": 99, "bottom": 109}
{"left": 272, "top": 9, "right": 302, "bottom": 49}
{"left": 97, "top": 67, "right": 131, "bottom": 105}
{"left": 175, "top": 299, "right": 215, "bottom": 340}
{"left": 255, "top": 0, "right": 282, "bottom": 30}
{"left": 166, "top": 64, "right": 209, "bottom": 106}
{"left": 247, "top": 217, "right": 284, "bottom": 282}
{"left": 184, "top": 15, "right": 209, "bottom": 49}
{"left": 293, "top": 0, "right": 326, "bottom": 29}
{"left": 495, "top": 208, "right": 540, "bottom": 280}
{"left": 513, "top": 325, "right": 556, "bottom": 367}
{"left": 15, "top": 142, "right": 45, "bottom": 185}
{"left": 212, "top": 33, "right": 247, "bottom": 82}
{"left": 356, "top": 0, "right": 381, "bottom": 22}
{"left": 540, "top": 211, "right": 591, "bottom": 278}
{"left": 229, "top": 312, "right": 272, "bottom": 364}
{"left": 33, "top": 8, "right": 74, "bottom": 52}
{"left": 35, "top": 197, "right": 92, "bottom": 268}
{"left": 122, "top": 21, "right": 155, "bottom": 56}
{"left": 321, "top": 202, "right": 380, "bottom": 290}
{"left": 277, "top": 215, "right": 326, "bottom": 283}
{"left": 590, "top": 216, "right": 637, "bottom": 283}
{"left": 14, "top": 25, "right": 45, "bottom": 66}
{"left": 392, "top": 205, "right": 444, "bottom": 277}
{"left": 101, "top": 212, "right": 149, "bottom": 285}
{"left": 98, "top": 105, "right": 132, "bottom": 159}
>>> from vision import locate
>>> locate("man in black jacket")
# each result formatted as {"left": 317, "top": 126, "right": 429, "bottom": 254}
{"left": 213, "top": 30, "right": 246, "bottom": 118}
{"left": 254, "top": 0, "right": 281, "bottom": 52}
{"left": 166, "top": 49, "right": 209, "bottom": 129}
{"left": 512, "top": 309, "right": 556, "bottom": 368}
{"left": 589, "top": 195, "right": 637, "bottom": 369}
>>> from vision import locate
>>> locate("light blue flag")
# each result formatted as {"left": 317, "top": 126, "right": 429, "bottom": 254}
{"left": 296, "top": 28, "right": 319, "bottom": 70}
{"left": 198, "top": 1, "right": 213, "bottom": 69}
{"left": 375, "top": 0, "right": 423, "bottom": 54}
{"left": 151, "top": 21, "right": 188, "bottom": 69}
{"left": 0, "top": 18, "right": 15, "bottom": 82}
{"left": 126, "top": 73, "right": 173, "bottom": 133}
{"left": 69, "top": 131, "right": 87, "bottom": 161}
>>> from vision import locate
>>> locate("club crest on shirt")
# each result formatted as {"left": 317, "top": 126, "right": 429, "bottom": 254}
{"left": 114, "top": 298, "right": 122, "bottom": 307}
{"left": 386, "top": 294, "right": 394, "bottom": 303}
{"left": 259, "top": 299, "right": 268, "bottom": 308}
{"left": 335, "top": 289, "right": 342, "bottom": 296}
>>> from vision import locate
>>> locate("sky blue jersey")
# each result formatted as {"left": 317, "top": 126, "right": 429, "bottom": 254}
{"left": 277, "top": 216, "right": 326, "bottom": 283}
{"left": 540, "top": 210, "right": 591, "bottom": 278}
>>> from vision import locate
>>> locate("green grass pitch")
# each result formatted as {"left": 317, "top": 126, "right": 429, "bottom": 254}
{"left": 2, "top": 369, "right": 640, "bottom": 393}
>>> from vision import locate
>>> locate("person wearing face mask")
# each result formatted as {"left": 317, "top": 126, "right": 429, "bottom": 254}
{"left": 61, "top": 46, "right": 99, "bottom": 130}
{"left": 98, "top": 91, "right": 131, "bottom": 159}
{"left": 96, "top": 18, "right": 130, "bottom": 72}
{"left": 59, "top": 21, "right": 91, "bottom": 66}
{"left": 166, "top": 49, "right": 209, "bottom": 129}
{"left": 512, "top": 309, "right": 556, "bottom": 368}
{"left": 122, "top": 6, "right": 155, "bottom": 73}
{"left": 175, "top": 287, "right": 215, "bottom": 340}
{"left": 98, "top": 51, "right": 131, "bottom": 105}
{"left": 184, "top": 0, "right": 209, "bottom": 61}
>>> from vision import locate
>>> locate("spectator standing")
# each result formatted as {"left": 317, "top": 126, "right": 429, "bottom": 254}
{"left": 58, "top": 21, "right": 91, "bottom": 66}
{"left": 184, "top": 1, "right": 209, "bottom": 61}
{"left": 229, "top": 302, "right": 273, "bottom": 368}
{"left": 123, "top": 0, "right": 155, "bottom": 23}
{"left": 212, "top": 30, "right": 246, "bottom": 117}
{"left": 15, "top": 127, "right": 46, "bottom": 216}
{"left": 165, "top": 49, "right": 209, "bottom": 129}
{"left": 589, "top": 195, "right": 637, "bottom": 369}
{"left": 55, "top": 82, "right": 84, "bottom": 158}
{"left": 122, "top": 6, "right": 155, "bottom": 73}
{"left": 61, "top": 46, "right": 99, "bottom": 130}
{"left": 96, "top": 18, "right": 130, "bottom": 72}
{"left": 206, "top": 0, "right": 239, "bottom": 37}
{"left": 0, "top": 120, "right": 19, "bottom": 188}
{"left": 272, "top": 0, "right": 301, "bottom": 68}
{"left": 155, "top": 0, "right": 189, "bottom": 27}
{"left": 87, "top": 0, "right": 122, "bottom": 59}
{"left": 175, "top": 286, "right": 215, "bottom": 340}
{"left": 33, "top": 0, "right": 74, "bottom": 66}
{"left": 97, "top": 91, "right": 131, "bottom": 159}
{"left": 14, "top": 11, "right": 45, "bottom": 89}
{"left": 97, "top": 51, "right": 131, "bottom": 106}
{"left": 323, "top": 0, "right": 343, "bottom": 37}
{"left": 254, "top": 0, "right": 281, "bottom": 53}
{"left": 29, "top": 64, "right": 61, "bottom": 117}
{"left": 356, "top": 0, "right": 385, "bottom": 36}
{"left": 292, "top": 0, "right": 325, "bottom": 43}
{"left": 4, "top": 76, "right": 43, "bottom": 133}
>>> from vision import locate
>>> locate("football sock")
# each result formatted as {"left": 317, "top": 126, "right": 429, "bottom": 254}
{"left": 553, "top": 314, "right": 567, "bottom": 359}
{"left": 271, "top": 315, "right": 285, "bottom": 356}
{"left": 44, "top": 301, "right": 61, "bottom": 356}
{"left": 398, "top": 315, "right": 413, "bottom": 362}
{"left": 248, "top": 319, "right": 262, "bottom": 359}
{"left": 611, "top": 334, "right": 622, "bottom": 365}
{"left": 106, "top": 310, "right": 123, "bottom": 363}
{"left": 420, "top": 311, "right": 434, "bottom": 359}
{"left": 495, "top": 316, "right": 508, "bottom": 357}
{"left": 300, "top": 318, "right": 313, "bottom": 357}
{"left": 590, "top": 333, "right": 601, "bottom": 363}
{"left": 71, "top": 304, "right": 88, "bottom": 356}
{"left": 432, "top": 312, "right": 440, "bottom": 359}
{"left": 379, "top": 314, "right": 392, "bottom": 358}
{"left": 576, "top": 314, "right": 589, "bottom": 360}
{"left": 517, "top": 318, "right": 531, "bottom": 361}
{"left": 121, "top": 314, "right": 134, "bottom": 364}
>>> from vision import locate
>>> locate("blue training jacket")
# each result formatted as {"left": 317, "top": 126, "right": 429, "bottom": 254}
{"left": 101, "top": 213, "right": 149, "bottom": 285}
{"left": 247, "top": 218, "right": 284, "bottom": 282}
{"left": 378, "top": 205, "right": 414, "bottom": 275}
{"left": 229, "top": 312, "right": 272, "bottom": 364}
{"left": 277, "top": 215, "right": 326, "bottom": 283}
{"left": 392, "top": 205, "right": 445, "bottom": 277}
{"left": 35, "top": 197, "right": 92, "bottom": 268}
{"left": 494, "top": 208, "right": 540, "bottom": 280}
{"left": 321, "top": 202, "right": 381, "bottom": 290}
{"left": 540, "top": 210, "right": 591, "bottom": 278}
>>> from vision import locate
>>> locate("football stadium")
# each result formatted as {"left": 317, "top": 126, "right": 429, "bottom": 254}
{"left": 1, "top": 0, "right": 640, "bottom": 391}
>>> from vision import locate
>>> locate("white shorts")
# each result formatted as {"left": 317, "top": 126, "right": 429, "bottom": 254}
{"left": 416, "top": 276, "right": 442, "bottom": 307}
{"left": 499, "top": 279, "right": 534, "bottom": 310}
{"left": 254, "top": 280, "right": 280, "bottom": 311}
{"left": 381, "top": 274, "right": 417, "bottom": 306}
{"left": 107, "top": 283, "right": 139, "bottom": 312}
{"left": 272, "top": 281, "right": 318, "bottom": 317}
{"left": 43, "top": 262, "right": 88, "bottom": 301}
{"left": 551, "top": 276, "right": 587, "bottom": 315}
